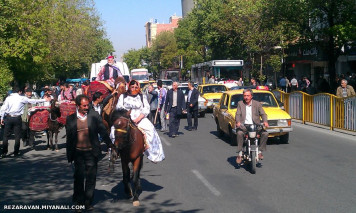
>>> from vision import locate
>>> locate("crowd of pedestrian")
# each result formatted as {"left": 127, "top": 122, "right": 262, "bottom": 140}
{"left": 275, "top": 73, "right": 356, "bottom": 97}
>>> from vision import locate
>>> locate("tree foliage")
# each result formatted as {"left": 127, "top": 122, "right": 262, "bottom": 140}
{"left": 123, "top": 0, "right": 356, "bottom": 82}
{"left": 0, "top": 0, "right": 113, "bottom": 97}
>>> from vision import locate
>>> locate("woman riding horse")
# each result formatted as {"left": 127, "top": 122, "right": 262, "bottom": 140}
{"left": 112, "top": 80, "right": 165, "bottom": 163}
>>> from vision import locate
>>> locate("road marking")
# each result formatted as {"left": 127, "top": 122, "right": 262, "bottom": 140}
{"left": 191, "top": 169, "right": 221, "bottom": 196}
{"left": 160, "top": 136, "right": 171, "bottom": 146}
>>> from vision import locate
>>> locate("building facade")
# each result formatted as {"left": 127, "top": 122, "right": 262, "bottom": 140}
{"left": 181, "top": 0, "right": 194, "bottom": 18}
{"left": 145, "top": 15, "right": 181, "bottom": 47}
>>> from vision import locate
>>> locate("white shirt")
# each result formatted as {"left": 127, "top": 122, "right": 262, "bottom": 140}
{"left": 0, "top": 93, "right": 46, "bottom": 119}
{"left": 42, "top": 95, "right": 54, "bottom": 107}
{"left": 76, "top": 109, "right": 88, "bottom": 120}
{"left": 244, "top": 104, "right": 253, "bottom": 124}
{"left": 187, "top": 89, "right": 192, "bottom": 102}
{"left": 92, "top": 102, "right": 102, "bottom": 115}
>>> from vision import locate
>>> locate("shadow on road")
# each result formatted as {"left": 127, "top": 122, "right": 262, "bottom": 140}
{"left": 227, "top": 156, "right": 263, "bottom": 173}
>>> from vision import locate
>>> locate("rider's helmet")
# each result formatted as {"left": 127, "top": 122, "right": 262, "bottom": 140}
{"left": 247, "top": 124, "right": 257, "bottom": 138}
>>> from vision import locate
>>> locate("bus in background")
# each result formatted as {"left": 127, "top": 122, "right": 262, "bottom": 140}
{"left": 130, "top": 68, "right": 150, "bottom": 81}
{"left": 159, "top": 69, "right": 180, "bottom": 82}
{"left": 191, "top": 60, "right": 244, "bottom": 85}
{"left": 90, "top": 60, "right": 130, "bottom": 82}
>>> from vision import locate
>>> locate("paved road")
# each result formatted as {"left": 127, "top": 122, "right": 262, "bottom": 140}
{"left": 0, "top": 115, "right": 356, "bottom": 212}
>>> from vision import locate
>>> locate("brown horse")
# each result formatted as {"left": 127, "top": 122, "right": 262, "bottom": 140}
{"left": 47, "top": 100, "right": 62, "bottom": 151}
{"left": 111, "top": 109, "right": 145, "bottom": 206}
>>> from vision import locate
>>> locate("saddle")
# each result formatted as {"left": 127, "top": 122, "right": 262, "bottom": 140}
{"left": 29, "top": 106, "right": 50, "bottom": 131}
{"left": 87, "top": 81, "right": 113, "bottom": 102}
{"left": 58, "top": 101, "right": 76, "bottom": 125}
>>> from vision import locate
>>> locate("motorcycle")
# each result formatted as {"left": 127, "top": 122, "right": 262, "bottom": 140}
{"left": 240, "top": 124, "right": 264, "bottom": 174}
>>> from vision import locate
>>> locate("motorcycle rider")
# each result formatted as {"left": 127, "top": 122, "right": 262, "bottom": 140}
{"left": 235, "top": 89, "right": 269, "bottom": 164}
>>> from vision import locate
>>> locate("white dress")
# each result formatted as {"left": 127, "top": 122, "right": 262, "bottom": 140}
{"left": 113, "top": 93, "right": 165, "bottom": 162}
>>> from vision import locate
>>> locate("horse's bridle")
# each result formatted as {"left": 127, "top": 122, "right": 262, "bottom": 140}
{"left": 114, "top": 116, "right": 136, "bottom": 148}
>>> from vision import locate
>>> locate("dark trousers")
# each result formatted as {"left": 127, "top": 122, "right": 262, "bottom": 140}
{"left": 168, "top": 107, "right": 180, "bottom": 136}
{"left": 148, "top": 109, "right": 157, "bottom": 125}
{"left": 187, "top": 107, "right": 198, "bottom": 129}
{"left": 2, "top": 116, "right": 22, "bottom": 155}
{"left": 291, "top": 85, "right": 298, "bottom": 92}
{"left": 21, "top": 122, "right": 30, "bottom": 145}
{"left": 236, "top": 125, "right": 268, "bottom": 153}
{"left": 73, "top": 150, "right": 98, "bottom": 207}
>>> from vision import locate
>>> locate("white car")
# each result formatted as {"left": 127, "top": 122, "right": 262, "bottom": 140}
{"left": 159, "top": 79, "right": 173, "bottom": 90}
{"left": 216, "top": 79, "right": 238, "bottom": 88}
{"left": 177, "top": 86, "right": 207, "bottom": 117}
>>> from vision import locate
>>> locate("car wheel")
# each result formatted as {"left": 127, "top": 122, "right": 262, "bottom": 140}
{"left": 229, "top": 126, "right": 237, "bottom": 146}
{"left": 279, "top": 133, "right": 289, "bottom": 144}
{"left": 216, "top": 119, "right": 224, "bottom": 137}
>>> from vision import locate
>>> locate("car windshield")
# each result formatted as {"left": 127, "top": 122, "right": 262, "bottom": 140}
{"left": 132, "top": 75, "right": 148, "bottom": 81}
{"left": 230, "top": 93, "right": 278, "bottom": 109}
{"left": 162, "top": 80, "right": 173, "bottom": 86}
{"left": 177, "top": 86, "right": 189, "bottom": 95}
{"left": 202, "top": 85, "right": 227, "bottom": 93}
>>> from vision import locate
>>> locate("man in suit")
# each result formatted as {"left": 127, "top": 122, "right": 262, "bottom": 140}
{"left": 164, "top": 82, "right": 186, "bottom": 138}
{"left": 235, "top": 89, "right": 269, "bottom": 164}
{"left": 89, "top": 92, "right": 104, "bottom": 115}
{"left": 66, "top": 95, "right": 115, "bottom": 211}
{"left": 186, "top": 81, "right": 199, "bottom": 131}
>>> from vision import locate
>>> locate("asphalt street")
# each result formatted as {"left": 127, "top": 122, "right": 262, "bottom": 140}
{"left": 0, "top": 115, "right": 356, "bottom": 213}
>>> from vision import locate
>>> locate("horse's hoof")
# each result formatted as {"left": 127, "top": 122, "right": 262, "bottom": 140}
{"left": 55, "top": 149, "right": 59, "bottom": 152}
{"left": 133, "top": 201, "right": 140, "bottom": 206}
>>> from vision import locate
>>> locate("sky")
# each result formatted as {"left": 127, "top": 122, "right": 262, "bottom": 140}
{"left": 94, "top": 0, "right": 182, "bottom": 61}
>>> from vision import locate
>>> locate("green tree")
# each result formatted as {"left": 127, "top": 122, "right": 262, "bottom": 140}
{"left": 301, "top": 0, "right": 356, "bottom": 81}
{"left": 151, "top": 31, "right": 178, "bottom": 71}
{"left": 0, "top": 0, "right": 113, "bottom": 94}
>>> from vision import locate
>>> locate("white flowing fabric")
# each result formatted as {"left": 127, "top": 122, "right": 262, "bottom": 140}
{"left": 113, "top": 93, "right": 165, "bottom": 162}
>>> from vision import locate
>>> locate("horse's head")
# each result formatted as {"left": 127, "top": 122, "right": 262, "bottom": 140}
{"left": 111, "top": 109, "right": 132, "bottom": 150}
{"left": 49, "top": 99, "right": 61, "bottom": 119}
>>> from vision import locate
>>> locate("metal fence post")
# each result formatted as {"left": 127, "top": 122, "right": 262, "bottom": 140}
{"left": 330, "top": 96, "right": 333, "bottom": 131}
{"left": 302, "top": 93, "right": 305, "bottom": 124}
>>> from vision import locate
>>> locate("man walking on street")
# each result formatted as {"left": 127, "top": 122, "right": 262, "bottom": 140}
{"left": 290, "top": 76, "right": 298, "bottom": 92}
{"left": 279, "top": 77, "right": 287, "bottom": 92}
{"left": 21, "top": 88, "right": 38, "bottom": 147}
{"left": 0, "top": 86, "right": 49, "bottom": 158}
{"left": 165, "top": 82, "right": 186, "bottom": 138}
{"left": 186, "top": 81, "right": 199, "bottom": 131}
{"left": 66, "top": 95, "right": 115, "bottom": 211}
{"left": 157, "top": 80, "right": 167, "bottom": 132}
{"left": 90, "top": 92, "right": 104, "bottom": 115}
{"left": 147, "top": 84, "right": 158, "bottom": 125}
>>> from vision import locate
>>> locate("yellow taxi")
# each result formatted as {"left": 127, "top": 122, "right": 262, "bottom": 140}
{"left": 197, "top": 84, "right": 228, "bottom": 109}
{"left": 213, "top": 88, "right": 292, "bottom": 144}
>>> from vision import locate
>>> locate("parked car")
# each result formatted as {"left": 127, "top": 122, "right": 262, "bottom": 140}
{"left": 197, "top": 84, "right": 228, "bottom": 110}
{"left": 177, "top": 86, "right": 207, "bottom": 117}
{"left": 213, "top": 89, "right": 292, "bottom": 144}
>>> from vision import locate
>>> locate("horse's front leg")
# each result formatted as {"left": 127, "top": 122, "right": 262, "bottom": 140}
{"left": 121, "top": 157, "right": 133, "bottom": 199}
{"left": 132, "top": 155, "right": 143, "bottom": 206}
